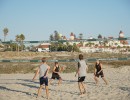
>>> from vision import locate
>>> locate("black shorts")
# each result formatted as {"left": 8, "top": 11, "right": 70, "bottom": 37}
{"left": 95, "top": 71, "right": 104, "bottom": 78}
{"left": 78, "top": 76, "right": 85, "bottom": 82}
{"left": 51, "top": 73, "right": 61, "bottom": 80}
{"left": 39, "top": 77, "right": 48, "bottom": 86}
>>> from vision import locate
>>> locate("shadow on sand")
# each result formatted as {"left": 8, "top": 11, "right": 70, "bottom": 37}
{"left": 119, "top": 87, "right": 130, "bottom": 92}
{"left": 0, "top": 86, "right": 37, "bottom": 96}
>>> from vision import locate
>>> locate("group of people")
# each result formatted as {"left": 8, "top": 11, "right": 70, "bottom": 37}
{"left": 32, "top": 54, "right": 108, "bottom": 99}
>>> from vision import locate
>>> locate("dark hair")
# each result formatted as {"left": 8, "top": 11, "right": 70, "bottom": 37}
{"left": 95, "top": 60, "right": 101, "bottom": 66}
{"left": 79, "top": 54, "right": 83, "bottom": 60}
{"left": 41, "top": 57, "right": 46, "bottom": 63}
{"left": 55, "top": 62, "right": 58, "bottom": 65}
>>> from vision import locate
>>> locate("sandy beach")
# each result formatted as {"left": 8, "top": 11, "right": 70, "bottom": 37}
{"left": 0, "top": 66, "right": 130, "bottom": 100}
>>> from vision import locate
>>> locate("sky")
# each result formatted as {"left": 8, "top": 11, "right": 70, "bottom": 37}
{"left": 0, "top": 0, "right": 130, "bottom": 41}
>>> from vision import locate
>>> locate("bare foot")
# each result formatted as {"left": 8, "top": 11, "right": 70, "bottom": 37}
{"left": 47, "top": 96, "right": 49, "bottom": 99}
{"left": 79, "top": 93, "right": 85, "bottom": 97}
{"left": 83, "top": 90, "right": 86, "bottom": 94}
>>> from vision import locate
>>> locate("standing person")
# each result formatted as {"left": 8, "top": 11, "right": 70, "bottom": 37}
{"left": 32, "top": 57, "right": 50, "bottom": 99}
{"left": 94, "top": 60, "right": 108, "bottom": 85}
{"left": 49, "top": 62, "right": 62, "bottom": 85}
{"left": 75, "top": 54, "right": 88, "bottom": 95}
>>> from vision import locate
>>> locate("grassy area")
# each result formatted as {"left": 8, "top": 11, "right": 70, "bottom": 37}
{"left": 0, "top": 62, "right": 95, "bottom": 74}
{"left": 0, "top": 52, "right": 130, "bottom": 74}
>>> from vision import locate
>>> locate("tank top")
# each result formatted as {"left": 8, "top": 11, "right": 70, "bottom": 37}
{"left": 55, "top": 66, "right": 60, "bottom": 72}
{"left": 39, "top": 64, "right": 48, "bottom": 78}
{"left": 78, "top": 60, "right": 87, "bottom": 77}
{"left": 95, "top": 63, "right": 101, "bottom": 72}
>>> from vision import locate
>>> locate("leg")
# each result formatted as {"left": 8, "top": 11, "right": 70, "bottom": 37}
{"left": 81, "top": 82, "right": 86, "bottom": 94}
{"left": 49, "top": 79, "right": 53, "bottom": 85}
{"left": 78, "top": 82, "right": 83, "bottom": 95}
{"left": 50, "top": 73, "right": 55, "bottom": 84}
{"left": 94, "top": 76, "right": 99, "bottom": 85}
{"left": 45, "top": 86, "right": 49, "bottom": 99}
{"left": 37, "top": 85, "right": 43, "bottom": 97}
{"left": 102, "top": 77, "right": 108, "bottom": 85}
{"left": 58, "top": 78, "right": 62, "bottom": 85}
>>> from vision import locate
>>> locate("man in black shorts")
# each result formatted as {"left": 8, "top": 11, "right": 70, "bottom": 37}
{"left": 32, "top": 58, "right": 50, "bottom": 99}
{"left": 75, "top": 54, "right": 88, "bottom": 95}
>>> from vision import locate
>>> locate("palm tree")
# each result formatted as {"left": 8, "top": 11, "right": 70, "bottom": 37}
{"left": 98, "top": 34, "right": 102, "bottom": 39}
{"left": 54, "top": 30, "right": 60, "bottom": 40}
{"left": 20, "top": 34, "right": 25, "bottom": 50}
{"left": 3, "top": 28, "right": 9, "bottom": 42}
{"left": 15, "top": 35, "right": 21, "bottom": 52}
{"left": 50, "top": 34, "right": 54, "bottom": 41}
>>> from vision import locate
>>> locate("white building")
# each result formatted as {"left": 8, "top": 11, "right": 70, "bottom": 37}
{"left": 36, "top": 43, "right": 51, "bottom": 52}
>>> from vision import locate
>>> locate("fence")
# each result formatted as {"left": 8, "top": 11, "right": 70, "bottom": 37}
{"left": 1, "top": 37, "right": 130, "bottom": 44}
{"left": 0, "top": 57, "right": 130, "bottom": 63}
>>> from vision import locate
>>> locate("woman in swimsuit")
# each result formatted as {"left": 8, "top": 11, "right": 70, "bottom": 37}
{"left": 49, "top": 62, "right": 62, "bottom": 85}
{"left": 94, "top": 60, "right": 108, "bottom": 85}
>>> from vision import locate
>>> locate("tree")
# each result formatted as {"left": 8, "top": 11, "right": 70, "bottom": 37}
{"left": 20, "top": 34, "right": 25, "bottom": 50}
{"left": 57, "top": 42, "right": 63, "bottom": 51}
{"left": 67, "top": 45, "right": 73, "bottom": 52}
{"left": 15, "top": 35, "right": 21, "bottom": 52}
{"left": 73, "top": 43, "right": 80, "bottom": 52}
{"left": 88, "top": 42, "right": 93, "bottom": 47}
{"left": 85, "top": 43, "right": 89, "bottom": 47}
{"left": 10, "top": 43, "right": 18, "bottom": 51}
{"left": 62, "top": 44, "right": 67, "bottom": 51}
{"left": 50, "top": 42, "right": 58, "bottom": 51}
{"left": 54, "top": 30, "right": 60, "bottom": 40}
{"left": 3, "top": 28, "right": 9, "bottom": 42}
{"left": 66, "top": 42, "right": 69, "bottom": 46}
{"left": 79, "top": 41, "right": 83, "bottom": 47}
{"left": 50, "top": 34, "right": 54, "bottom": 41}
{"left": 79, "top": 33, "right": 83, "bottom": 40}
{"left": 98, "top": 34, "right": 102, "bottom": 39}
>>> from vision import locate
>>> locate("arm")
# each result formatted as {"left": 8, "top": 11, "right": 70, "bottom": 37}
{"left": 86, "top": 65, "right": 88, "bottom": 72}
{"left": 75, "top": 62, "right": 80, "bottom": 77}
{"left": 98, "top": 64, "right": 103, "bottom": 74}
{"left": 59, "top": 66, "right": 62, "bottom": 73}
{"left": 53, "top": 66, "right": 59, "bottom": 74}
{"left": 94, "top": 66, "right": 96, "bottom": 75}
{"left": 32, "top": 68, "right": 39, "bottom": 81}
{"left": 75, "top": 68, "right": 79, "bottom": 77}
{"left": 44, "top": 66, "right": 50, "bottom": 78}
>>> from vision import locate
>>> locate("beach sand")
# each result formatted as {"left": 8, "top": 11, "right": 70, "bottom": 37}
{"left": 0, "top": 66, "right": 130, "bottom": 100}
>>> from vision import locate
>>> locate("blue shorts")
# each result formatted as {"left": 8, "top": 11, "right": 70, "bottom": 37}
{"left": 39, "top": 77, "right": 48, "bottom": 86}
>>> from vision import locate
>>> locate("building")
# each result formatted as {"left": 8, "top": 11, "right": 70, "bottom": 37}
{"left": 119, "top": 30, "right": 128, "bottom": 45}
{"left": 70, "top": 32, "right": 75, "bottom": 40}
{"left": 36, "top": 43, "right": 51, "bottom": 52}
